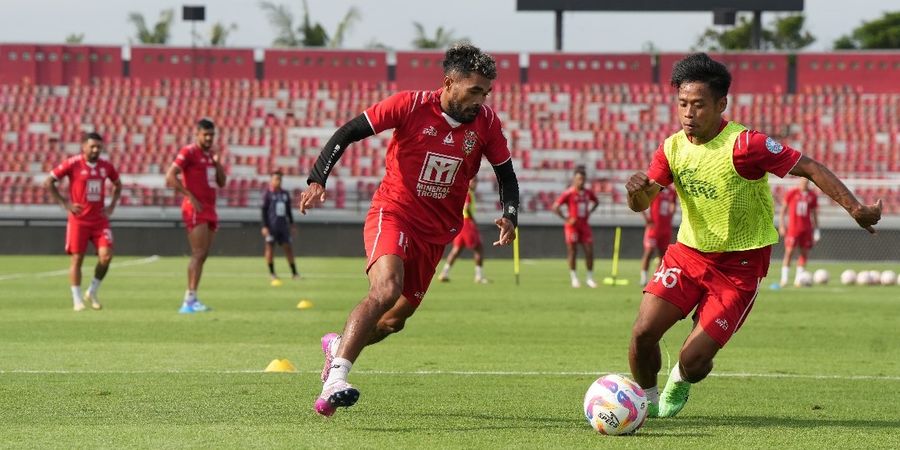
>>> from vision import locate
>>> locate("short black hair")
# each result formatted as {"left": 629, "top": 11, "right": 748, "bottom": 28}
{"left": 574, "top": 165, "right": 587, "bottom": 176}
{"left": 271, "top": 170, "right": 283, "bottom": 177}
{"left": 670, "top": 53, "right": 731, "bottom": 99}
{"left": 81, "top": 132, "right": 103, "bottom": 142}
{"left": 197, "top": 118, "right": 216, "bottom": 130}
{"left": 442, "top": 43, "right": 497, "bottom": 80}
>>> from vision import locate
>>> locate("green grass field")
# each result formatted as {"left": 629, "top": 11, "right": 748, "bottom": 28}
{"left": 1, "top": 254, "right": 898, "bottom": 449}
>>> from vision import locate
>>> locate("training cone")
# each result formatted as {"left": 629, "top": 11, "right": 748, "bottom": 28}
{"left": 296, "top": 299, "right": 313, "bottom": 309}
{"left": 264, "top": 359, "right": 298, "bottom": 373}
{"left": 270, "top": 278, "right": 283, "bottom": 287}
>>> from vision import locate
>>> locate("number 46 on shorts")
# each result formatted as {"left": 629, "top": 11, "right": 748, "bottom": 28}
{"left": 653, "top": 265, "right": 682, "bottom": 289}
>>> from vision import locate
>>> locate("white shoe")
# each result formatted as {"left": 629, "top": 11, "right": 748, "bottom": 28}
{"left": 585, "top": 279, "right": 598, "bottom": 288}
{"left": 571, "top": 279, "right": 581, "bottom": 288}
{"left": 474, "top": 277, "right": 490, "bottom": 284}
{"left": 73, "top": 302, "right": 86, "bottom": 312}
{"left": 84, "top": 291, "right": 102, "bottom": 310}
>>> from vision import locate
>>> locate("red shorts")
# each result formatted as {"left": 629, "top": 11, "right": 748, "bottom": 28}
{"left": 66, "top": 220, "right": 113, "bottom": 255}
{"left": 452, "top": 219, "right": 481, "bottom": 249}
{"left": 182, "top": 201, "right": 218, "bottom": 232}
{"left": 644, "top": 242, "right": 771, "bottom": 347}
{"left": 784, "top": 230, "right": 813, "bottom": 250}
{"left": 364, "top": 207, "right": 445, "bottom": 307}
{"left": 564, "top": 221, "right": 593, "bottom": 244}
{"left": 643, "top": 228, "right": 672, "bottom": 254}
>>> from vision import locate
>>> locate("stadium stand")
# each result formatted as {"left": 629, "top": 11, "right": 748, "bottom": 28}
{"left": 1, "top": 46, "right": 898, "bottom": 220}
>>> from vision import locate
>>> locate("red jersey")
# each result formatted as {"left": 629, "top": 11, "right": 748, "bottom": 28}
{"left": 553, "top": 187, "right": 598, "bottom": 224}
{"left": 173, "top": 144, "right": 218, "bottom": 207}
{"left": 649, "top": 187, "right": 677, "bottom": 232}
{"left": 784, "top": 188, "right": 817, "bottom": 234}
{"left": 50, "top": 155, "right": 120, "bottom": 224}
{"left": 364, "top": 90, "right": 511, "bottom": 244}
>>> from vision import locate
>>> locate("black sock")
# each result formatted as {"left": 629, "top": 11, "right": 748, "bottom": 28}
{"left": 268, "top": 263, "right": 275, "bottom": 276}
{"left": 289, "top": 263, "right": 297, "bottom": 275}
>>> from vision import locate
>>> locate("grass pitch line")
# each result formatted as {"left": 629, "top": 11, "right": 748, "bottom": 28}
{"left": 0, "top": 255, "right": 160, "bottom": 282}
{"left": 1, "top": 368, "right": 898, "bottom": 381}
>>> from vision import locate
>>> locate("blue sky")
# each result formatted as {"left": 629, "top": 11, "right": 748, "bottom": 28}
{"left": 1, "top": 0, "right": 893, "bottom": 52}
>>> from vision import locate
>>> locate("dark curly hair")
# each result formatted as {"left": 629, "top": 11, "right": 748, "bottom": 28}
{"left": 670, "top": 53, "right": 731, "bottom": 99}
{"left": 442, "top": 43, "right": 497, "bottom": 80}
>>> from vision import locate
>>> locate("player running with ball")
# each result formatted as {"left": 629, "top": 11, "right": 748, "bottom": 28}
{"left": 625, "top": 53, "right": 882, "bottom": 418}
{"left": 299, "top": 44, "right": 519, "bottom": 417}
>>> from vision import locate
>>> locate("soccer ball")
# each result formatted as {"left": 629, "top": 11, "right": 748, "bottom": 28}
{"left": 794, "top": 271, "right": 813, "bottom": 287}
{"left": 856, "top": 271, "right": 872, "bottom": 286}
{"left": 880, "top": 270, "right": 897, "bottom": 286}
{"left": 840, "top": 269, "right": 857, "bottom": 285}
{"left": 869, "top": 271, "right": 882, "bottom": 284}
{"left": 583, "top": 374, "right": 649, "bottom": 436}
{"left": 813, "top": 269, "right": 829, "bottom": 285}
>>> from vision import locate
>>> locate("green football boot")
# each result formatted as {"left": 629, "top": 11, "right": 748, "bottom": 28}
{"left": 658, "top": 377, "right": 691, "bottom": 418}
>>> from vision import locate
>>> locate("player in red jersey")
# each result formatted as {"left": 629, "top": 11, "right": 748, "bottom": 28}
{"left": 45, "top": 132, "right": 122, "bottom": 311}
{"left": 625, "top": 53, "right": 881, "bottom": 418}
{"left": 640, "top": 187, "right": 677, "bottom": 285}
{"left": 438, "top": 178, "right": 489, "bottom": 284}
{"left": 778, "top": 178, "right": 819, "bottom": 287}
{"left": 299, "top": 44, "right": 519, "bottom": 417}
{"left": 552, "top": 167, "right": 599, "bottom": 288}
{"left": 165, "top": 119, "right": 226, "bottom": 314}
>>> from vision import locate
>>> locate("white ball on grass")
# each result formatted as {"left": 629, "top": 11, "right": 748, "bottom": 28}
{"left": 813, "top": 269, "right": 829, "bottom": 285}
{"left": 880, "top": 270, "right": 897, "bottom": 286}
{"left": 840, "top": 270, "right": 857, "bottom": 285}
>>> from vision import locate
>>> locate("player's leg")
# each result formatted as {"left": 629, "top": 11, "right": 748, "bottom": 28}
{"left": 566, "top": 241, "right": 580, "bottom": 288}
{"left": 795, "top": 247, "right": 810, "bottom": 286}
{"left": 264, "top": 240, "right": 277, "bottom": 280}
{"left": 640, "top": 234, "right": 655, "bottom": 285}
{"left": 629, "top": 292, "right": 684, "bottom": 416}
{"left": 439, "top": 244, "right": 462, "bottom": 282}
{"left": 582, "top": 241, "right": 596, "bottom": 288}
{"left": 472, "top": 241, "right": 488, "bottom": 283}
{"left": 781, "top": 240, "right": 795, "bottom": 287}
{"left": 69, "top": 253, "right": 86, "bottom": 311}
{"left": 282, "top": 242, "right": 298, "bottom": 279}
{"left": 315, "top": 254, "right": 403, "bottom": 416}
{"left": 85, "top": 245, "right": 112, "bottom": 310}
{"left": 181, "top": 223, "right": 213, "bottom": 312}
{"left": 65, "top": 221, "right": 89, "bottom": 311}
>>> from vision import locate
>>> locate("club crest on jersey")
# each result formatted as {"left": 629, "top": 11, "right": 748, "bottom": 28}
{"left": 422, "top": 126, "right": 438, "bottom": 136}
{"left": 765, "top": 137, "right": 784, "bottom": 154}
{"left": 463, "top": 130, "right": 477, "bottom": 156}
{"left": 99, "top": 168, "right": 106, "bottom": 178}
{"left": 442, "top": 132, "right": 455, "bottom": 146}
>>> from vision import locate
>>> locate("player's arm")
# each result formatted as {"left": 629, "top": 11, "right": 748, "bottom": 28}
{"left": 627, "top": 144, "right": 668, "bottom": 212}
{"left": 300, "top": 114, "right": 375, "bottom": 214}
{"left": 43, "top": 174, "right": 82, "bottom": 214}
{"left": 105, "top": 178, "right": 122, "bottom": 217}
{"left": 626, "top": 173, "right": 661, "bottom": 212}
{"left": 789, "top": 155, "right": 881, "bottom": 233}
{"left": 212, "top": 150, "right": 226, "bottom": 188}
{"left": 260, "top": 194, "right": 270, "bottom": 236}
{"left": 165, "top": 164, "right": 201, "bottom": 211}
{"left": 552, "top": 199, "right": 566, "bottom": 221}
{"left": 491, "top": 160, "right": 519, "bottom": 246}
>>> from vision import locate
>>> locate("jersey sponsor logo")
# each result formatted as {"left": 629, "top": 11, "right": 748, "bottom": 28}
{"left": 463, "top": 130, "right": 477, "bottom": 155}
{"left": 677, "top": 168, "right": 718, "bottom": 200}
{"left": 416, "top": 152, "right": 462, "bottom": 199}
{"left": 86, "top": 179, "right": 102, "bottom": 202}
{"left": 422, "top": 126, "right": 438, "bottom": 136}
{"left": 765, "top": 137, "right": 784, "bottom": 154}
{"left": 653, "top": 265, "right": 682, "bottom": 289}
{"left": 442, "top": 132, "right": 455, "bottom": 146}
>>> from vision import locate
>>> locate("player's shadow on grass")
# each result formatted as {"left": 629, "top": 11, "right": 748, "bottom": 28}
{"left": 359, "top": 412, "right": 705, "bottom": 436}
{"left": 652, "top": 415, "right": 897, "bottom": 430}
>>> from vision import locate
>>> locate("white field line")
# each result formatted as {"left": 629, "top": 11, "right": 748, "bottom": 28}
{"left": 0, "top": 368, "right": 898, "bottom": 381}
{"left": 109, "top": 271, "right": 364, "bottom": 279}
{"left": 0, "top": 255, "right": 161, "bottom": 282}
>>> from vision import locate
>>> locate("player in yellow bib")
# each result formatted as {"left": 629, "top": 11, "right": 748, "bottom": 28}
{"left": 625, "top": 53, "right": 883, "bottom": 418}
